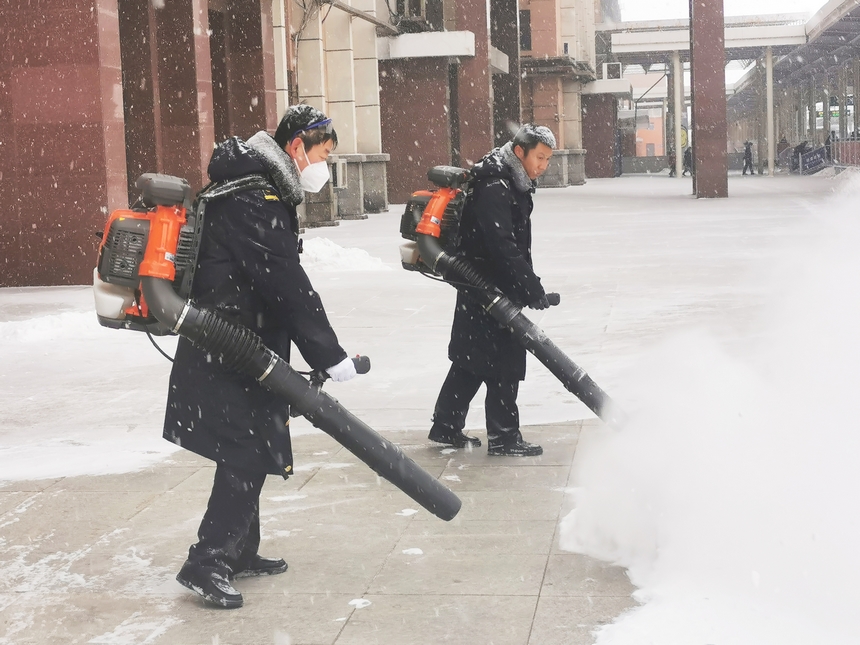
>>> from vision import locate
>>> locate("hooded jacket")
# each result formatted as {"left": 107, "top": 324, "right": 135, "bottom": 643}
{"left": 162, "top": 134, "right": 347, "bottom": 478}
{"left": 447, "top": 143, "right": 546, "bottom": 381}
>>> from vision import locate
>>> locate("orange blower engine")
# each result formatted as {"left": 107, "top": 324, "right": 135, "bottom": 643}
{"left": 93, "top": 174, "right": 198, "bottom": 335}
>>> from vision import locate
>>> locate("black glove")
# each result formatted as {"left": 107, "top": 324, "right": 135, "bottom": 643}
{"left": 528, "top": 294, "right": 551, "bottom": 310}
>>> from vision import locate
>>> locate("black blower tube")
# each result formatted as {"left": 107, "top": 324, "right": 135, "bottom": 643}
{"left": 415, "top": 235, "right": 626, "bottom": 428}
{"left": 141, "top": 276, "right": 462, "bottom": 521}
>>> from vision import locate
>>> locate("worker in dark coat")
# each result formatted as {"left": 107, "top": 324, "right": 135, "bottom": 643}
{"left": 428, "top": 125, "right": 556, "bottom": 457}
{"left": 164, "top": 105, "right": 357, "bottom": 609}
{"left": 742, "top": 141, "right": 755, "bottom": 175}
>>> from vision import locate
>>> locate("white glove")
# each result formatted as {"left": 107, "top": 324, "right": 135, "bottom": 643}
{"left": 326, "top": 356, "right": 357, "bottom": 382}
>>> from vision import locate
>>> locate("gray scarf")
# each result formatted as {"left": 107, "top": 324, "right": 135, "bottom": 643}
{"left": 246, "top": 131, "right": 304, "bottom": 206}
{"left": 500, "top": 141, "right": 536, "bottom": 193}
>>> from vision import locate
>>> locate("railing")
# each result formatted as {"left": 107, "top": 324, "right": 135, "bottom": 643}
{"left": 833, "top": 141, "right": 860, "bottom": 166}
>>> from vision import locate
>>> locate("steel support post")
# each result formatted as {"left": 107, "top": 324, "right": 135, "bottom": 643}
{"left": 673, "top": 51, "right": 684, "bottom": 179}
{"left": 766, "top": 46, "right": 775, "bottom": 176}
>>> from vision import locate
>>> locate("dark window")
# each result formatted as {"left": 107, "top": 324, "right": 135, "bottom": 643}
{"left": 520, "top": 10, "right": 531, "bottom": 51}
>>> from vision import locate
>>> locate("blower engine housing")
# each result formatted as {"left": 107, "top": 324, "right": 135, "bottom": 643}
{"left": 94, "top": 174, "right": 198, "bottom": 335}
{"left": 399, "top": 165, "right": 471, "bottom": 271}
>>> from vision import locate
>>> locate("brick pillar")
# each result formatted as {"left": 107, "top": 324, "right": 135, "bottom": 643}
{"left": 689, "top": 0, "right": 727, "bottom": 198}
{"left": 222, "top": 0, "right": 277, "bottom": 136}
{"left": 454, "top": 0, "right": 493, "bottom": 166}
{"left": 491, "top": 0, "right": 521, "bottom": 148}
{"left": 154, "top": 0, "right": 215, "bottom": 189}
{"left": 0, "top": 0, "right": 128, "bottom": 286}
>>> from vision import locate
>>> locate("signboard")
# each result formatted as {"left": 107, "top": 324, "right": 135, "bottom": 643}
{"left": 800, "top": 146, "right": 827, "bottom": 175}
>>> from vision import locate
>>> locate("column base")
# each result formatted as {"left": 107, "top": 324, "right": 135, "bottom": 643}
{"left": 540, "top": 149, "right": 587, "bottom": 187}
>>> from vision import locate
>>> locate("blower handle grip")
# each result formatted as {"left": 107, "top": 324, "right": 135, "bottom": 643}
{"left": 352, "top": 355, "right": 371, "bottom": 374}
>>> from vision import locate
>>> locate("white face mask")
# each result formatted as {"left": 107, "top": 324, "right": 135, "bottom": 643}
{"left": 297, "top": 145, "right": 330, "bottom": 193}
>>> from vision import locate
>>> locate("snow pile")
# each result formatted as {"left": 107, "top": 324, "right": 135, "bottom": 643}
{"left": 300, "top": 237, "right": 391, "bottom": 272}
{"left": 0, "top": 310, "right": 105, "bottom": 343}
{"left": 560, "top": 174, "right": 860, "bottom": 643}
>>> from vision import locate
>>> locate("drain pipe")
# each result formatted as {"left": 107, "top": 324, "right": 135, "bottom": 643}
{"left": 141, "top": 275, "right": 462, "bottom": 521}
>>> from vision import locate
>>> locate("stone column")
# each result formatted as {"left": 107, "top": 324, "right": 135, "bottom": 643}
{"left": 295, "top": 4, "right": 326, "bottom": 111}
{"left": 673, "top": 51, "right": 684, "bottom": 178}
{"left": 839, "top": 66, "right": 848, "bottom": 141}
{"left": 272, "top": 0, "right": 290, "bottom": 116}
{"left": 822, "top": 80, "right": 831, "bottom": 145}
{"left": 689, "top": 0, "right": 728, "bottom": 197}
{"left": 323, "top": 5, "right": 357, "bottom": 154}
{"left": 352, "top": 0, "right": 382, "bottom": 154}
{"left": 854, "top": 60, "right": 860, "bottom": 138}
{"left": 766, "top": 46, "right": 775, "bottom": 176}
{"left": 808, "top": 77, "right": 817, "bottom": 143}
{"left": 351, "top": 0, "right": 388, "bottom": 214}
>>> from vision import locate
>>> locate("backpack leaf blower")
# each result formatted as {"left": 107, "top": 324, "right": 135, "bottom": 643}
{"left": 94, "top": 173, "right": 461, "bottom": 521}
{"left": 399, "top": 166, "right": 625, "bottom": 428}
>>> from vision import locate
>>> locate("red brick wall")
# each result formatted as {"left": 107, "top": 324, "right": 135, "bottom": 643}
{"left": 1, "top": 0, "right": 126, "bottom": 286}
{"left": 583, "top": 94, "right": 617, "bottom": 179}
{"left": 379, "top": 58, "right": 452, "bottom": 204}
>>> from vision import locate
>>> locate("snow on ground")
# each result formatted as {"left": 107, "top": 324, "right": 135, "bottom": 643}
{"left": 560, "top": 171, "right": 860, "bottom": 643}
{"left": 1, "top": 170, "right": 857, "bottom": 641}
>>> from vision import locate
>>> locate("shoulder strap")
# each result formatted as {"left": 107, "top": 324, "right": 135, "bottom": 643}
{"left": 196, "top": 173, "right": 273, "bottom": 203}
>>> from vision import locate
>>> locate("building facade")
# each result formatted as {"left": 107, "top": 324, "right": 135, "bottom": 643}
{"left": 1, "top": 0, "right": 620, "bottom": 286}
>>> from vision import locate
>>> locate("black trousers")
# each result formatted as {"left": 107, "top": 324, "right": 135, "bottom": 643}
{"left": 186, "top": 462, "right": 266, "bottom": 574}
{"left": 742, "top": 159, "right": 754, "bottom": 174}
{"left": 431, "top": 363, "right": 523, "bottom": 446}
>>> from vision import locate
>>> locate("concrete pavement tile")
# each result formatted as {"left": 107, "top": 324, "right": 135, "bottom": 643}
{"left": 260, "top": 488, "right": 421, "bottom": 523}
{"left": 0, "top": 491, "right": 37, "bottom": 516}
{"left": 367, "top": 551, "right": 548, "bottom": 596}
{"left": 259, "top": 516, "right": 407, "bottom": 558}
{"left": 161, "top": 592, "right": 361, "bottom": 645}
{"left": 41, "top": 466, "right": 200, "bottom": 493}
{"left": 416, "top": 489, "right": 565, "bottom": 522}
{"left": 437, "top": 464, "right": 571, "bottom": 492}
{"left": 396, "top": 519, "right": 557, "bottom": 555}
{"left": 540, "top": 554, "right": 635, "bottom": 597}
{"left": 296, "top": 461, "right": 402, "bottom": 491}
{"left": 0, "top": 591, "right": 184, "bottom": 644}
{"left": 0, "top": 490, "right": 160, "bottom": 553}
{"left": 335, "top": 593, "right": 537, "bottom": 645}
{"left": 256, "top": 549, "right": 391, "bottom": 596}
{"left": 528, "top": 595, "right": 639, "bottom": 645}
{"left": 0, "top": 478, "right": 63, "bottom": 493}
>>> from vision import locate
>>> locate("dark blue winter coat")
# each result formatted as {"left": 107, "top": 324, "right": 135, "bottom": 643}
{"left": 447, "top": 149, "right": 545, "bottom": 381}
{"left": 162, "top": 136, "right": 347, "bottom": 477}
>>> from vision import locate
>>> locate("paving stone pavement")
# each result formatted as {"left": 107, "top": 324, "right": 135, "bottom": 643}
{"left": 0, "top": 421, "right": 635, "bottom": 645}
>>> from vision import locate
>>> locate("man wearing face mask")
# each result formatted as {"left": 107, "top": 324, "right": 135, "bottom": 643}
{"left": 164, "top": 105, "right": 356, "bottom": 609}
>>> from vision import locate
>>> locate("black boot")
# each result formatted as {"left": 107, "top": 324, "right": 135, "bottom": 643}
{"left": 176, "top": 561, "right": 243, "bottom": 609}
{"left": 487, "top": 426, "right": 542, "bottom": 457}
{"left": 428, "top": 428, "right": 482, "bottom": 448}
{"left": 233, "top": 555, "right": 288, "bottom": 579}
{"left": 488, "top": 440, "right": 543, "bottom": 457}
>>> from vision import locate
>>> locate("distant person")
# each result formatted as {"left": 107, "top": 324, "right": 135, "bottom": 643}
{"left": 825, "top": 132, "right": 833, "bottom": 162}
{"left": 682, "top": 147, "right": 693, "bottom": 177}
{"left": 791, "top": 141, "right": 809, "bottom": 173}
{"left": 742, "top": 141, "right": 755, "bottom": 176}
